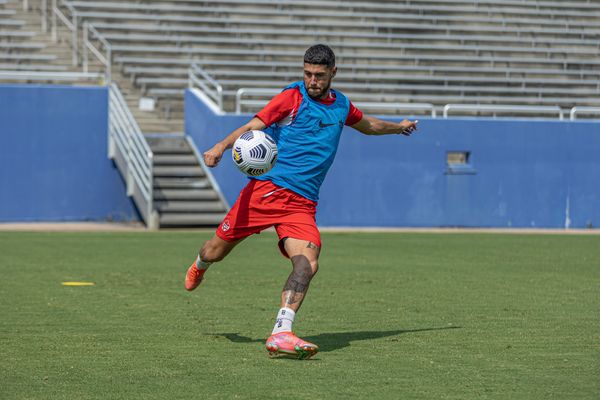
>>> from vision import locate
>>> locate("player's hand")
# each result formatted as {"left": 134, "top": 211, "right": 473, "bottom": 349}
{"left": 399, "top": 119, "right": 418, "bottom": 136}
{"left": 203, "top": 144, "right": 225, "bottom": 167}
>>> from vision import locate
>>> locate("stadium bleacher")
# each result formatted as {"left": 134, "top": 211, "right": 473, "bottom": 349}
{"left": 2, "top": 0, "right": 599, "bottom": 229}
{"left": 0, "top": 0, "right": 101, "bottom": 84}
{"left": 0, "top": 2, "right": 44, "bottom": 66}
{"left": 2, "top": 0, "right": 600, "bottom": 130}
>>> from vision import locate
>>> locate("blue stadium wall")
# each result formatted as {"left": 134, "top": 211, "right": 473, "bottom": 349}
{"left": 0, "top": 84, "right": 139, "bottom": 222}
{"left": 186, "top": 89, "right": 600, "bottom": 229}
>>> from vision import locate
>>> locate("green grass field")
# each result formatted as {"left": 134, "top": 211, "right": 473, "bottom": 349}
{"left": 1, "top": 231, "right": 598, "bottom": 399}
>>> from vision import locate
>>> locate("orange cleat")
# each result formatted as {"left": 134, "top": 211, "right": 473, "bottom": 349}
{"left": 184, "top": 263, "right": 206, "bottom": 291}
{"left": 265, "top": 332, "right": 319, "bottom": 360}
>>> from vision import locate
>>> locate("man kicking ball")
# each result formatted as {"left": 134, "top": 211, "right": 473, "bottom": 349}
{"left": 185, "top": 44, "right": 418, "bottom": 359}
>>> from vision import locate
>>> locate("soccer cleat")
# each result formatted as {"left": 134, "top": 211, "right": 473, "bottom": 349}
{"left": 184, "top": 263, "right": 206, "bottom": 291}
{"left": 265, "top": 332, "right": 319, "bottom": 360}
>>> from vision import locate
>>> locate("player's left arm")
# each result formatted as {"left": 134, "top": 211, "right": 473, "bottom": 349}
{"left": 351, "top": 115, "right": 418, "bottom": 136}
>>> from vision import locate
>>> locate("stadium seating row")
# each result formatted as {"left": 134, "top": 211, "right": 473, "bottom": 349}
{"left": 61, "top": 0, "right": 600, "bottom": 116}
{"left": 67, "top": 0, "right": 600, "bottom": 28}
{"left": 2, "top": 0, "right": 600, "bottom": 127}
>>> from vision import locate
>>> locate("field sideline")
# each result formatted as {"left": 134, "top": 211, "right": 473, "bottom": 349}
{"left": 1, "top": 230, "right": 598, "bottom": 399}
{"left": 1, "top": 222, "right": 600, "bottom": 234}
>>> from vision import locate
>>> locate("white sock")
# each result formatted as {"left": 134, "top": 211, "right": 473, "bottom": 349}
{"left": 271, "top": 307, "right": 295, "bottom": 335}
{"left": 195, "top": 255, "right": 212, "bottom": 271}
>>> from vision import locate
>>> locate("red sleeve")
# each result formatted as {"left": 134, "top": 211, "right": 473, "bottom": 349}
{"left": 345, "top": 101, "right": 363, "bottom": 126}
{"left": 255, "top": 88, "right": 302, "bottom": 127}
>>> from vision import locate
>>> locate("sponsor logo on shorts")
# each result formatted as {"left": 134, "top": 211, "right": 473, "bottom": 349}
{"left": 222, "top": 219, "right": 230, "bottom": 232}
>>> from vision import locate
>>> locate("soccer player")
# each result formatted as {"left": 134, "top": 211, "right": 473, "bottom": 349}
{"left": 185, "top": 44, "right": 418, "bottom": 359}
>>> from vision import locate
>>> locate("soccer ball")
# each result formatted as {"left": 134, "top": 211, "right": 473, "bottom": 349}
{"left": 231, "top": 130, "right": 278, "bottom": 176}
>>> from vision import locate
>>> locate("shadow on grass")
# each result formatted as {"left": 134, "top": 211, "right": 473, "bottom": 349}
{"left": 211, "top": 326, "right": 461, "bottom": 353}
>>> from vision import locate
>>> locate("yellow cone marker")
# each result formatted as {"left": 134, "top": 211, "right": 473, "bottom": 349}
{"left": 61, "top": 282, "right": 95, "bottom": 286}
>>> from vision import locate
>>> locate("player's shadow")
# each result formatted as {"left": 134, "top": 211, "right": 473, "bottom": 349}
{"left": 211, "top": 326, "right": 460, "bottom": 353}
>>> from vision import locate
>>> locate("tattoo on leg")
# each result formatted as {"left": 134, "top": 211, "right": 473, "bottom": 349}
{"left": 306, "top": 242, "right": 319, "bottom": 250}
{"left": 282, "top": 255, "right": 313, "bottom": 307}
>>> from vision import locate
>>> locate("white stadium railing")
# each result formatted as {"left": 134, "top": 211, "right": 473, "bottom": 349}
{"left": 82, "top": 21, "right": 112, "bottom": 83}
{"left": 108, "top": 83, "right": 158, "bottom": 229}
{"left": 51, "top": 0, "right": 79, "bottom": 66}
{"left": 185, "top": 136, "right": 231, "bottom": 211}
{"left": 188, "top": 63, "right": 223, "bottom": 110}
{"left": 22, "top": 0, "right": 49, "bottom": 32}
{"left": 443, "top": 104, "right": 565, "bottom": 120}
{"left": 234, "top": 88, "right": 279, "bottom": 114}
{"left": 354, "top": 102, "right": 437, "bottom": 118}
{"left": 569, "top": 107, "right": 600, "bottom": 120}
{"left": 234, "top": 88, "right": 437, "bottom": 116}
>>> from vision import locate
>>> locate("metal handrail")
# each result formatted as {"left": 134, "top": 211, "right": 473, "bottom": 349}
{"left": 569, "top": 106, "right": 600, "bottom": 120}
{"left": 51, "top": 0, "right": 72, "bottom": 41}
{"left": 235, "top": 88, "right": 437, "bottom": 116}
{"left": 24, "top": 0, "right": 48, "bottom": 31}
{"left": 185, "top": 136, "right": 230, "bottom": 211}
{"left": 354, "top": 102, "right": 436, "bottom": 117}
{"left": 83, "top": 22, "right": 111, "bottom": 83}
{"left": 188, "top": 63, "right": 223, "bottom": 110}
{"left": 51, "top": 0, "right": 78, "bottom": 66}
{"left": 235, "top": 88, "right": 279, "bottom": 114}
{"left": 41, "top": 0, "right": 48, "bottom": 33}
{"left": 108, "top": 83, "right": 155, "bottom": 228}
{"left": 443, "top": 104, "right": 565, "bottom": 120}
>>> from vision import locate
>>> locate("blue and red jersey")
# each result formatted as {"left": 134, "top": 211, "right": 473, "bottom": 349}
{"left": 254, "top": 81, "right": 363, "bottom": 201}
{"left": 255, "top": 84, "right": 363, "bottom": 128}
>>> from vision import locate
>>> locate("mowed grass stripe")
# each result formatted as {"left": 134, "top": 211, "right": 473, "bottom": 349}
{"left": 0, "top": 231, "right": 597, "bottom": 399}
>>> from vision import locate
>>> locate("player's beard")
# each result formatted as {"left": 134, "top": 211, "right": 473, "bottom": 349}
{"left": 306, "top": 79, "right": 331, "bottom": 100}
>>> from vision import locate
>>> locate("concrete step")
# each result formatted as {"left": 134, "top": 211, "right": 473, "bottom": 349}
{"left": 159, "top": 212, "right": 226, "bottom": 226}
{"left": 153, "top": 154, "right": 197, "bottom": 165}
{"left": 154, "top": 177, "right": 211, "bottom": 190}
{"left": 155, "top": 200, "right": 226, "bottom": 212}
{"left": 154, "top": 188, "right": 219, "bottom": 200}
{"left": 153, "top": 165, "right": 204, "bottom": 177}
{"left": 134, "top": 114, "right": 180, "bottom": 124}
{"left": 141, "top": 123, "right": 184, "bottom": 134}
{"left": 139, "top": 121, "right": 184, "bottom": 132}
{"left": 147, "top": 136, "right": 190, "bottom": 153}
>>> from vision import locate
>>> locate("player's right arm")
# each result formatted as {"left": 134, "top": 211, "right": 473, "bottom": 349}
{"left": 203, "top": 89, "right": 298, "bottom": 167}
{"left": 203, "top": 117, "right": 267, "bottom": 167}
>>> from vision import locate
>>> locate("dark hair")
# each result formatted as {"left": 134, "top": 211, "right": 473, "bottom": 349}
{"left": 304, "top": 44, "right": 336, "bottom": 68}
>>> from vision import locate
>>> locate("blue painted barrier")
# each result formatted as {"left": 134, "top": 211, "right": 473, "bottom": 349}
{"left": 185, "top": 88, "right": 600, "bottom": 228}
{"left": 0, "top": 84, "right": 139, "bottom": 222}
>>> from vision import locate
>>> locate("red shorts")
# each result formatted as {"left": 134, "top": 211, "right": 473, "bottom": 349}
{"left": 216, "top": 179, "right": 320, "bottom": 258}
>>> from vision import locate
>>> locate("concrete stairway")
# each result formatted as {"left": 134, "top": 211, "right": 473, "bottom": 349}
{"left": 118, "top": 77, "right": 184, "bottom": 133}
{"left": 147, "top": 135, "right": 228, "bottom": 227}
{"left": 2, "top": 2, "right": 225, "bottom": 228}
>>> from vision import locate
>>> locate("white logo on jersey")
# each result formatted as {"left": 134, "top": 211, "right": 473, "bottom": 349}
{"left": 276, "top": 108, "right": 296, "bottom": 127}
{"left": 221, "top": 219, "right": 230, "bottom": 232}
